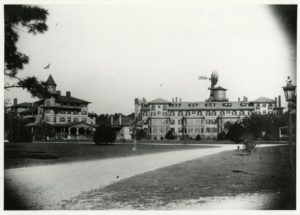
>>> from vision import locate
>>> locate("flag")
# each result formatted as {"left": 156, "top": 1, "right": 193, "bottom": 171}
{"left": 198, "top": 76, "right": 208, "bottom": 80}
{"left": 44, "top": 63, "right": 50, "bottom": 69}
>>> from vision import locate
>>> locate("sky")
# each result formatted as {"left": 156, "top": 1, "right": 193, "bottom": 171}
{"left": 4, "top": 2, "right": 297, "bottom": 115}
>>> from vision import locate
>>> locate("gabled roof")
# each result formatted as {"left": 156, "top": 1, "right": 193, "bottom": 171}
{"left": 46, "top": 75, "right": 57, "bottom": 86}
{"left": 57, "top": 95, "right": 90, "bottom": 104}
{"left": 252, "top": 97, "right": 275, "bottom": 103}
{"left": 148, "top": 98, "right": 171, "bottom": 104}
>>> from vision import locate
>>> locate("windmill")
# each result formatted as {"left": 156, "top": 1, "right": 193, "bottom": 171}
{"left": 198, "top": 70, "right": 219, "bottom": 99}
{"left": 198, "top": 70, "right": 218, "bottom": 89}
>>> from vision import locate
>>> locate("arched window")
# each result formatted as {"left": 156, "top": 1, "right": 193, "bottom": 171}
{"left": 60, "top": 117, "right": 65, "bottom": 122}
{"left": 82, "top": 118, "right": 87, "bottom": 122}
{"left": 73, "top": 118, "right": 78, "bottom": 122}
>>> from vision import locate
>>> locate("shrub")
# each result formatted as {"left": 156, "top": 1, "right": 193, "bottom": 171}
{"left": 217, "top": 131, "right": 227, "bottom": 140}
{"left": 93, "top": 125, "right": 116, "bottom": 144}
{"left": 226, "top": 122, "right": 245, "bottom": 143}
{"left": 196, "top": 134, "right": 201, "bottom": 141}
{"left": 165, "top": 129, "right": 175, "bottom": 140}
{"left": 136, "top": 129, "right": 147, "bottom": 140}
{"left": 241, "top": 133, "right": 256, "bottom": 154}
{"left": 33, "top": 122, "right": 55, "bottom": 141}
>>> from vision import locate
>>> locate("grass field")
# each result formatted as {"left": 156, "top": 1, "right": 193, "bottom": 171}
{"left": 4, "top": 142, "right": 216, "bottom": 169}
{"left": 62, "top": 145, "right": 296, "bottom": 210}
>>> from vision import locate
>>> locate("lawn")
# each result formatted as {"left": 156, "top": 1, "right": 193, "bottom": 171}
{"left": 4, "top": 142, "right": 215, "bottom": 169}
{"left": 62, "top": 145, "right": 296, "bottom": 210}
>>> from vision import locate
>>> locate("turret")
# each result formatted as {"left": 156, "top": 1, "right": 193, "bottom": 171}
{"left": 46, "top": 75, "right": 57, "bottom": 93}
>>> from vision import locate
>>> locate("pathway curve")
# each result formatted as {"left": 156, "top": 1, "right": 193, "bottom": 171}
{"left": 4, "top": 144, "right": 279, "bottom": 209}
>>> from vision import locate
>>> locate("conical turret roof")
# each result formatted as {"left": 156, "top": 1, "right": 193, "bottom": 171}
{"left": 46, "top": 75, "right": 57, "bottom": 86}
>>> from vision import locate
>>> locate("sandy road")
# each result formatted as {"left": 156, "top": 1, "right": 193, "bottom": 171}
{"left": 4, "top": 144, "right": 279, "bottom": 209}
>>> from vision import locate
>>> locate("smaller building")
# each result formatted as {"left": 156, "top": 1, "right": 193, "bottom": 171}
{"left": 250, "top": 96, "right": 284, "bottom": 115}
{"left": 110, "top": 114, "right": 135, "bottom": 141}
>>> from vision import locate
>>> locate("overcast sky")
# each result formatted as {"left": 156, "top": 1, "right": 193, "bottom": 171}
{"left": 4, "top": 3, "right": 296, "bottom": 115}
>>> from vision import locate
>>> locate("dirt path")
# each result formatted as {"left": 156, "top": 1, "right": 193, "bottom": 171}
{"left": 4, "top": 144, "right": 279, "bottom": 209}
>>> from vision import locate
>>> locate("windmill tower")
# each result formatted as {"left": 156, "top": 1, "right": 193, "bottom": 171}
{"left": 199, "top": 70, "right": 228, "bottom": 102}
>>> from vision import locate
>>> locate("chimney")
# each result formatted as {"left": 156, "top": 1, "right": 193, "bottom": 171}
{"left": 172, "top": 98, "right": 174, "bottom": 102}
{"left": 243, "top": 96, "right": 246, "bottom": 101}
{"left": 278, "top": 95, "right": 281, "bottom": 108}
{"left": 13, "top": 98, "right": 17, "bottom": 106}
{"left": 57, "top": 90, "right": 61, "bottom": 95}
{"left": 275, "top": 97, "right": 277, "bottom": 107}
{"left": 245, "top": 97, "right": 248, "bottom": 102}
{"left": 110, "top": 115, "right": 114, "bottom": 125}
{"left": 119, "top": 114, "right": 122, "bottom": 125}
{"left": 179, "top": 98, "right": 182, "bottom": 102}
{"left": 66, "top": 91, "right": 71, "bottom": 97}
{"left": 238, "top": 97, "right": 240, "bottom": 102}
{"left": 175, "top": 97, "right": 178, "bottom": 102}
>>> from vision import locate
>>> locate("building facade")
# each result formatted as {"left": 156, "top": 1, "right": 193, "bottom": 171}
{"left": 135, "top": 83, "right": 283, "bottom": 140}
{"left": 8, "top": 75, "right": 97, "bottom": 140}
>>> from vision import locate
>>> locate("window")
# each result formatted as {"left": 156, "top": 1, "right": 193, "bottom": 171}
{"left": 201, "top": 128, "right": 204, "bottom": 133}
{"left": 82, "top": 118, "right": 87, "bottom": 122}
{"left": 67, "top": 117, "right": 71, "bottom": 122}
{"left": 178, "top": 111, "right": 183, "bottom": 116}
{"left": 220, "top": 111, "right": 225, "bottom": 116}
{"left": 82, "top": 111, "right": 87, "bottom": 115}
{"left": 60, "top": 117, "right": 65, "bottom": 122}
{"left": 157, "top": 111, "right": 161, "bottom": 115}
{"left": 262, "top": 104, "right": 266, "bottom": 107}
{"left": 73, "top": 118, "right": 78, "bottom": 122}
{"left": 46, "top": 109, "right": 50, "bottom": 113}
{"left": 46, "top": 117, "right": 50, "bottom": 122}
{"left": 158, "top": 105, "right": 160, "bottom": 108}
{"left": 186, "top": 111, "right": 190, "bottom": 116}
{"left": 232, "top": 111, "right": 237, "bottom": 116}
{"left": 178, "top": 120, "right": 182, "bottom": 125}
{"left": 197, "top": 111, "right": 202, "bottom": 116}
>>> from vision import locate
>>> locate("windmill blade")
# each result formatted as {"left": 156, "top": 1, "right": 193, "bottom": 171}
{"left": 198, "top": 76, "right": 209, "bottom": 80}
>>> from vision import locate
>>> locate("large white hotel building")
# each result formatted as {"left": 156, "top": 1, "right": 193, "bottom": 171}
{"left": 134, "top": 78, "right": 283, "bottom": 140}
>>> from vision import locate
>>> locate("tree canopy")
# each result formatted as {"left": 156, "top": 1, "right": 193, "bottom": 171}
{"left": 4, "top": 5, "right": 50, "bottom": 98}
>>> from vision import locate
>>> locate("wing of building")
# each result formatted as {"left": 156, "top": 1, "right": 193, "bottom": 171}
{"left": 134, "top": 84, "right": 284, "bottom": 140}
{"left": 7, "top": 75, "right": 98, "bottom": 141}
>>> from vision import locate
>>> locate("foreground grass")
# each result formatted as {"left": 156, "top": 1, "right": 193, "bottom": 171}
{"left": 63, "top": 145, "right": 295, "bottom": 210}
{"left": 4, "top": 142, "right": 215, "bottom": 169}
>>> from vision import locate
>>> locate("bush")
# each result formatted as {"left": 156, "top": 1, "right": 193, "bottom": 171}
{"left": 136, "top": 129, "right": 147, "bottom": 140}
{"left": 93, "top": 125, "right": 116, "bottom": 144}
{"left": 165, "top": 129, "right": 175, "bottom": 140}
{"left": 33, "top": 122, "right": 55, "bottom": 141}
{"left": 217, "top": 131, "right": 227, "bottom": 140}
{"left": 227, "top": 122, "right": 245, "bottom": 143}
{"left": 195, "top": 134, "right": 201, "bottom": 141}
{"left": 241, "top": 133, "right": 256, "bottom": 154}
